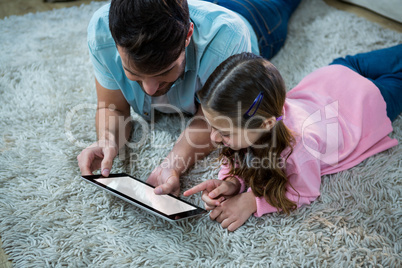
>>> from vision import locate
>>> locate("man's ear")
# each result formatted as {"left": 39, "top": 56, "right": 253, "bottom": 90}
{"left": 261, "top": 116, "right": 276, "bottom": 131}
{"left": 185, "top": 22, "right": 194, "bottom": 47}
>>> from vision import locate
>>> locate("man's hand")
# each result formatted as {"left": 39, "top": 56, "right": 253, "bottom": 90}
{"left": 146, "top": 166, "right": 181, "bottom": 196}
{"left": 77, "top": 140, "right": 118, "bottom": 177}
{"left": 209, "top": 191, "right": 257, "bottom": 232}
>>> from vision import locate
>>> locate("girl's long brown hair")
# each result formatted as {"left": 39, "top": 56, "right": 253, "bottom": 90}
{"left": 198, "top": 53, "right": 297, "bottom": 214}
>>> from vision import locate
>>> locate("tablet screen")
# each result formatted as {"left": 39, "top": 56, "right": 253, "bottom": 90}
{"left": 95, "top": 176, "right": 197, "bottom": 215}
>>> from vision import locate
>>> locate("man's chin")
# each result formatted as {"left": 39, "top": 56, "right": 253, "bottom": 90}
{"left": 150, "top": 91, "right": 168, "bottom": 97}
{"left": 146, "top": 86, "right": 172, "bottom": 97}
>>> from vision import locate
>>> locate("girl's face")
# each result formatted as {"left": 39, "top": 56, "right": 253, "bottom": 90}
{"left": 202, "top": 107, "right": 274, "bottom": 151}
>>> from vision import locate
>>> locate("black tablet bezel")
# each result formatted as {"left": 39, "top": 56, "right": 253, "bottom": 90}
{"left": 81, "top": 173, "right": 206, "bottom": 221}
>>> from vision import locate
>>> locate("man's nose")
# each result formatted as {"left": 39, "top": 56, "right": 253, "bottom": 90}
{"left": 142, "top": 78, "right": 160, "bottom": 95}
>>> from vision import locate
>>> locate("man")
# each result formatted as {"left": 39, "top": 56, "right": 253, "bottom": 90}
{"left": 77, "top": 0, "right": 300, "bottom": 196}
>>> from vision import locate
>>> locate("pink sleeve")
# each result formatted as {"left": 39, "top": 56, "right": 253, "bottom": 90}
{"left": 218, "top": 164, "right": 246, "bottom": 194}
{"left": 250, "top": 160, "right": 322, "bottom": 217}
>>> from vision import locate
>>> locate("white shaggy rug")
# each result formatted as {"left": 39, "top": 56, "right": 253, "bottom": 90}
{"left": 0, "top": 0, "right": 401, "bottom": 267}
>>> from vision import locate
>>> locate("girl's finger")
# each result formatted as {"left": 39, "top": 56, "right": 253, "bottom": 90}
{"left": 227, "top": 220, "right": 243, "bottom": 232}
{"left": 221, "top": 217, "right": 236, "bottom": 229}
{"left": 205, "top": 204, "right": 215, "bottom": 210}
{"left": 201, "top": 191, "right": 220, "bottom": 207}
{"left": 183, "top": 181, "right": 209, "bottom": 196}
{"left": 208, "top": 183, "right": 228, "bottom": 198}
{"left": 209, "top": 208, "right": 222, "bottom": 221}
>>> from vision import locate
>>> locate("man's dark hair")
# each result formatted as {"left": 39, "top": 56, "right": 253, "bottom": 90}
{"left": 109, "top": 0, "right": 190, "bottom": 74}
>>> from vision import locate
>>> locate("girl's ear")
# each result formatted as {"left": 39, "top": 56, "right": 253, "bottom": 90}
{"left": 261, "top": 116, "right": 276, "bottom": 131}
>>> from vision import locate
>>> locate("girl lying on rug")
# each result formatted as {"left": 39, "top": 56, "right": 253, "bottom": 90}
{"left": 184, "top": 44, "right": 402, "bottom": 231}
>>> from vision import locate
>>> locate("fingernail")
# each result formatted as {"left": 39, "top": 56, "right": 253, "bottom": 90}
{"left": 102, "top": 169, "right": 110, "bottom": 176}
{"left": 209, "top": 192, "right": 216, "bottom": 198}
{"left": 155, "top": 187, "right": 162, "bottom": 194}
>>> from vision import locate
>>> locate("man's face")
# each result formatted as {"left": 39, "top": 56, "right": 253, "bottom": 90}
{"left": 118, "top": 46, "right": 186, "bottom": 97}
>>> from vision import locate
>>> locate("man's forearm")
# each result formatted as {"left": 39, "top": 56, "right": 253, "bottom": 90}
{"left": 163, "top": 116, "right": 215, "bottom": 175}
{"left": 95, "top": 107, "right": 132, "bottom": 149}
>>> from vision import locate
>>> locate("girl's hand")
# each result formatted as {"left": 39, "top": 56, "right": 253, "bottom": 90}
{"left": 209, "top": 191, "right": 257, "bottom": 232}
{"left": 200, "top": 189, "right": 227, "bottom": 210}
{"left": 183, "top": 179, "right": 240, "bottom": 209}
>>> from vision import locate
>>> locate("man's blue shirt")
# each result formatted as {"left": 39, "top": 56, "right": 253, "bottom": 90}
{"left": 87, "top": 0, "right": 259, "bottom": 121}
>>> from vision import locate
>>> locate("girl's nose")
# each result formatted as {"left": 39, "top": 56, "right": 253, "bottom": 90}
{"left": 210, "top": 128, "right": 222, "bottom": 143}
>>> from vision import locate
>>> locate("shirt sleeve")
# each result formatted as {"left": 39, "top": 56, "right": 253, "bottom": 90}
{"left": 88, "top": 44, "right": 120, "bottom": 90}
{"left": 251, "top": 159, "right": 322, "bottom": 217}
{"left": 86, "top": 6, "right": 120, "bottom": 91}
{"left": 196, "top": 22, "right": 254, "bottom": 87}
{"left": 218, "top": 164, "right": 246, "bottom": 194}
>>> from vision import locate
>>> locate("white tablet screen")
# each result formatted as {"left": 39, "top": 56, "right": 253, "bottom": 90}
{"left": 95, "top": 176, "right": 197, "bottom": 215}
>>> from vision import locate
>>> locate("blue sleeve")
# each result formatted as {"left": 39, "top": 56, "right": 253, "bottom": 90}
{"left": 87, "top": 44, "right": 120, "bottom": 90}
{"left": 87, "top": 4, "right": 120, "bottom": 90}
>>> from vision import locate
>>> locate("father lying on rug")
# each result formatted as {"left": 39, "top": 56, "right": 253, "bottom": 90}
{"left": 184, "top": 45, "right": 401, "bottom": 231}
{"left": 77, "top": 0, "right": 300, "bottom": 195}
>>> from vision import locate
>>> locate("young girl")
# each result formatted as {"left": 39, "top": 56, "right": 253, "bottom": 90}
{"left": 183, "top": 44, "right": 401, "bottom": 231}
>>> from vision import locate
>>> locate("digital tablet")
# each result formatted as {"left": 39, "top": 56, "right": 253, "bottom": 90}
{"left": 81, "top": 173, "right": 206, "bottom": 221}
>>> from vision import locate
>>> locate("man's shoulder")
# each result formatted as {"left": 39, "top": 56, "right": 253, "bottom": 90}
{"left": 188, "top": 0, "right": 253, "bottom": 56}
{"left": 187, "top": 0, "right": 256, "bottom": 77}
{"left": 188, "top": 0, "right": 249, "bottom": 30}
{"left": 87, "top": 3, "right": 115, "bottom": 50}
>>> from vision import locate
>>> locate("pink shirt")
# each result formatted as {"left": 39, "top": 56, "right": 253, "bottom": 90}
{"left": 218, "top": 65, "right": 398, "bottom": 217}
